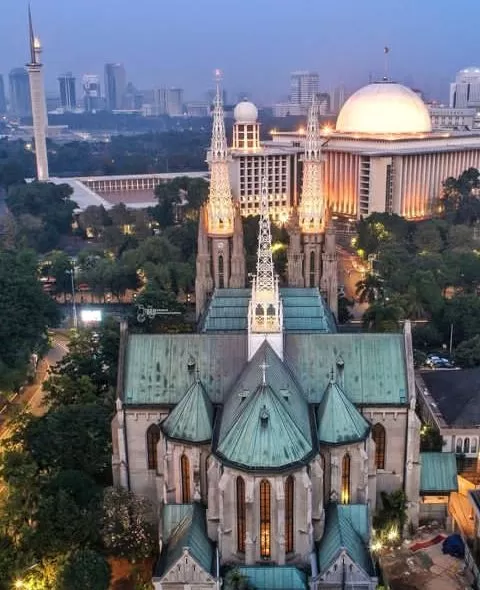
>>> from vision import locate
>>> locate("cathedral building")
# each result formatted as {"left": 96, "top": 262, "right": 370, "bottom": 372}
{"left": 111, "top": 82, "right": 422, "bottom": 590}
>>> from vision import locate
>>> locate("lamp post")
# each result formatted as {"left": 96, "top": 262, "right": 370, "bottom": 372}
{"left": 66, "top": 268, "right": 78, "bottom": 330}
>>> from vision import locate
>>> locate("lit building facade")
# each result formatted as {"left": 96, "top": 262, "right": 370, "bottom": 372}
{"left": 104, "top": 63, "right": 126, "bottom": 111}
{"left": 429, "top": 106, "right": 476, "bottom": 130}
{"left": 58, "top": 72, "right": 76, "bottom": 111}
{"left": 9, "top": 67, "right": 31, "bottom": 117}
{"left": 82, "top": 74, "right": 102, "bottom": 112}
{"left": 450, "top": 67, "right": 480, "bottom": 108}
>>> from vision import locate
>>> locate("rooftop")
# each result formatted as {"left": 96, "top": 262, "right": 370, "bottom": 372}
{"left": 238, "top": 567, "right": 307, "bottom": 590}
{"left": 420, "top": 452, "right": 458, "bottom": 494}
{"left": 420, "top": 368, "right": 480, "bottom": 428}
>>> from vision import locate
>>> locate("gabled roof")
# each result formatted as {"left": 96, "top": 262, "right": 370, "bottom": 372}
{"left": 156, "top": 503, "right": 213, "bottom": 578}
{"left": 161, "top": 377, "right": 214, "bottom": 443}
{"left": 318, "top": 503, "right": 374, "bottom": 577}
{"left": 421, "top": 368, "right": 480, "bottom": 428}
{"left": 215, "top": 342, "right": 313, "bottom": 470}
{"left": 202, "top": 288, "right": 336, "bottom": 333}
{"left": 286, "top": 333, "right": 408, "bottom": 405}
{"left": 420, "top": 452, "right": 458, "bottom": 494}
{"left": 317, "top": 378, "right": 370, "bottom": 445}
{"left": 238, "top": 566, "right": 307, "bottom": 590}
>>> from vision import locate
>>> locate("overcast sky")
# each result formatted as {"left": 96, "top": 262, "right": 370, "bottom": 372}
{"left": 0, "top": 0, "right": 478, "bottom": 103}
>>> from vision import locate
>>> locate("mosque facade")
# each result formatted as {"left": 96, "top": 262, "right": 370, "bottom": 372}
{"left": 111, "top": 83, "right": 424, "bottom": 590}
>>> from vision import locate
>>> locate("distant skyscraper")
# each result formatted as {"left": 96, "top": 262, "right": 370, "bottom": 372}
{"left": 82, "top": 74, "right": 102, "bottom": 112}
{"left": 0, "top": 75, "right": 6, "bottom": 114}
{"left": 207, "top": 88, "right": 227, "bottom": 105}
{"left": 26, "top": 7, "right": 49, "bottom": 181}
{"left": 152, "top": 88, "right": 168, "bottom": 115}
{"left": 316, "top": 92, "right": 331, "bottom": 115}
{"left": 331, "top": 85, "right": 346, "bottom": 114}
{"left": 290, "top": 71, "right": 319, "bottom": 106}
{"left": 9, "top": 67, "right": 31, "bottom": 117}
{"left": 58, "top": 72, "right": 76, "bottom": 111}
{"left": 123, "top": 82, "right": 143, "bottom": 110}
{"left": 450, "top": 67, "right": 480, "bottom": 108}
{"left": 167, "top": 88, "right": 184, "bottom": 116}
{"left": 104, "top": 63, "right": 126, "bottom": 110}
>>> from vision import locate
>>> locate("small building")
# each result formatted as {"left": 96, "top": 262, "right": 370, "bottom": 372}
{"left": 419, "top": 452, "right": 458, "bottom": 523}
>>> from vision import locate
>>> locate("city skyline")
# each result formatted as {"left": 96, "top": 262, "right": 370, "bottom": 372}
{"left": 0, "top": 0, "right": 479, "bottom": 103}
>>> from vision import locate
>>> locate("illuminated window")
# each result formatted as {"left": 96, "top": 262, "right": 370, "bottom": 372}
{"left": 372, "top": 423, "right": 386, "bottom": 470}
{"left": 260, "top": 479, "right": 271, "bottom": 558}
{"left": 146, "top": 424, "right": 160, "bottom": 471}
{"left": 218, "top": 255, "right": 224, "bottom": 289}
{"left": 237, "top": 477, "right": 246, "bottom": 553}
{"left": 342, "top": 454, "right": 351, "bottom": 504}
{"left": 181, "top": 454, "right": 191, "bottom": 503}
{"left": 285, "top": 476, "right": 294, "bottom": 554}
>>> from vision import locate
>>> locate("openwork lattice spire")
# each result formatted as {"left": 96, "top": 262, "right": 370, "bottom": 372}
{"left": 255, "top": 175, "right": 275, "bottom": 293}
{"left": 206, "top": 69, "right": 234, "bottom": 236}
{"left": 299, "top": 96, "right": 325, "bottom": 234}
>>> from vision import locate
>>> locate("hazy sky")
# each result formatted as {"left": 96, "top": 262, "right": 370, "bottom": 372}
{"left": 0, "top": 0, "right": 478, "bottom": 103}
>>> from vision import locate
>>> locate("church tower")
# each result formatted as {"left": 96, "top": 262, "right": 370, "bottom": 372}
{"left": 195, "top": 72, "right": 245, "bottom": 319}
{"left": 26, "top": 6, "right": 49, "bottom": 182}
{"left": 248, "top": 175, "right": 283, "bottom": 360}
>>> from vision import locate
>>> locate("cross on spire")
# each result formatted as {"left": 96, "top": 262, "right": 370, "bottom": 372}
{"left": 255, "top": 172, "right": 275, "bottom": 293}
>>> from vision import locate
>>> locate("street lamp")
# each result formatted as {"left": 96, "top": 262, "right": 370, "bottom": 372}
{"left": 65, "top": 268, "right": 78, "bottom": 330}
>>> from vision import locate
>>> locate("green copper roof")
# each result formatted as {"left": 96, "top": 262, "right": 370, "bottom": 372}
{"left": 202, "top": 288, "right": 336, "bottom": 333}
{"left": 161, "top": 377, "right": 214, "bottom": 443}
{"left": 215, "top": 343, "right": 313, "bottom": 470}
{"left": 123, "top": 333, "right": 247, "bottom": 405}
{"left": 156, "top": 503, "right": 213, "bottom": 578}
{"left": 286, "top": 333, "right": 408, "bottom": 405}
{"left": 318, "top": 503, "right": 374, "bottom": 577}
{"left": 238, "top": 566, "right": 307, "bottom": 590}
{"left": 420, "top": 452, "right": 458, "bottom": 494}
{"left": 317, "top": 378, "right": 370, "bottom": 445}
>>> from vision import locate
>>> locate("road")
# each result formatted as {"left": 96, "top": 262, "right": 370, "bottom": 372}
{"left": 0, "top": 332, "right": 69, "bottom": 440}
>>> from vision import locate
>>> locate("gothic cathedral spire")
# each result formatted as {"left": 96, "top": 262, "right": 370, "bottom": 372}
{"left": 248, "top": 173, "right": 283, "bottom": 360}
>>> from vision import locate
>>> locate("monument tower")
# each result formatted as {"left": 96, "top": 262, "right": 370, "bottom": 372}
{"left": 26, "top": 6, "right": 49, "bottom": 181}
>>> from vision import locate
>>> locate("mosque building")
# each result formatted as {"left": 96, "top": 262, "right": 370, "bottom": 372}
{"left": 108, "top": 81, "right": 454, "bottom": 590}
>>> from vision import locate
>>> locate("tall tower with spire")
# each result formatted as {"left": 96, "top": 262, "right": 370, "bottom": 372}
{"left": 248, "top": 174, "right": 283, "bottom": 360}
{"left": 195, "top": 71, "right": 245, "bottom": 319}
{"left": 26, "top": 6, "right": 49, "bottom": 181}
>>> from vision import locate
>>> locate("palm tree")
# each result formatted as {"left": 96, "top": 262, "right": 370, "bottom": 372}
{"left": 355, "top": 273, "right": 384, "bottom": 304}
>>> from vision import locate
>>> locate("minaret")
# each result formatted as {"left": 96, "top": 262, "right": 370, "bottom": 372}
{"left": 26, "top": 6, "right": 49, "bottom": 181}
{"left": 298, "top": 97, "right": 324, "bottom": 287}
{"left": 248, "top": 174, "right": 283, "bottom": 360}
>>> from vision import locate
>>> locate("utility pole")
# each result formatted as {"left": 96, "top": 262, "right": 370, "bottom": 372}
{"left": 66, "top": 268, "right": 78, "bottom": 329}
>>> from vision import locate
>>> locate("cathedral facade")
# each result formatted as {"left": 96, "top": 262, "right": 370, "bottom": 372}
{"left": 111, "top": 84, "right": 421, "bottom": 590}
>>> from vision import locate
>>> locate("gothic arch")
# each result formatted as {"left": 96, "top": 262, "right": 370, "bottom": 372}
{"left": 342, "top": 453, "right": 351, "bottom": 504}
{"left": 372, "top": 423, "right": 386, "bottom": 470}
{"left": 181, "top": 454, "right": 191, "bottom": 503}
{"left": 146, "top": 424, "right": 160, "bottom": 471}
{"left": 218, "top": 254, "right": 225, "bottom": 288}
{"left": 259, "top": 479, "right": 271, "bottom": 558}
{"left": 309, "top": 250, "right": 315, "bottom": 287}
{"left": 285, "top": 475, "right": 294, "bottom": 554}
{"left": 236, "top": 476, "right": 246, "bottom": 553}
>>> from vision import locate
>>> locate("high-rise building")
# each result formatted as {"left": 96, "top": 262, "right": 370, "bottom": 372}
{"left": 9, "top": 67, "right": 31, "bottom": 117}
{"left": 290, "top": 71, "right": 319, "bottom": 106}
{"left": 104, "top": 63, "right": 126, "bottom": 111}
{"left": 450, "top": 67, "right": 480, "bottom": 108}
{"left": 123, "top": 82, "right": 143, "bottom": 111}
{"left": 331, "top": 85, "right": 346, "bottom": 114}
{"left": 26, "top": 7, "right": 49, "bottom": 181}
{"left": 316, "top": 92, "right": 331, "bottom": 115}
{"left": 0, "top": 75, "right": 6, "bottom": 114}
{"left": 58, "top": 72, "right": 76, "bottom": 111}
{"left": 82, "top": 74, "right": 102, "bottom": 112}
{"left": 167, "top": 88, "right": 184, "bottom": 116}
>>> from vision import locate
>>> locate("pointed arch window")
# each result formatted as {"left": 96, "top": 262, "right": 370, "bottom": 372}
{"left": 146, "top": 424, "right": 160, "bottom": 471}
{"left": 456, "top": 438, "right": 463, "bottom": 453}
{"left": 218, "top": 255, "right": 225, "bottom": 288}
{"left": 372, "top": 423, "right": 386, "bottom": 470}
{"left": 259, "top": 479, "right": 271, "bottom": 558}
{"left": 472, "top": 438, "right": 478, "bottom": 455}
{"left": 341, "top": 454, "right": 351, "bottom": 504}
{"left": 236, "top": 477, "right": 246, "bottom": 553}
{"left": 181, "top": 454, "right": 191, "bottom": 503}
{"left": 321, "top": 454, "right": 328, "bottom": 505}
{"left": 309, "top": 251, "right": 315, "bottom": 287}
{"left": 285, "top": 476, "right": 294, "bottom": 554}
{"left": 464, "top": 437, "right": 471, "bottom": 454}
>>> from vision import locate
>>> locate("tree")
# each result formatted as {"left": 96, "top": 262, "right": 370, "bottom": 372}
{"left": 454, "top": 335, "right": 480, "bottom": 368}
{"left": 78, "top": 205, "right": 111, "bottom": 239}
{"left": 355, "top": 273, "right": 384, "bottom": 304}
{"left": 413, "top": 221, "right": 443, "bottom": 253}
{"left": 447, "top": 224, "right": 474, "bottom": 251}
{"left": 374, "top": 489, "right": 408, "bottom": 535}
{"left": 338, "top": 296, "right": 354, "bottom": 324}
{"left": 420, "top": 424, "right": 444, "bottom": 452}
{"left": 362, "top": 302, "right": 402, "bottom": 333}
{"left": 436, "top": 295, "right": 480, "bottom": 345}
{"left": 0, "top": 249, "right": 58, "bottom": 391}
{"left": 59, "top": 549, "right": 111, "bottom": 590}
{"left": 223, "top": 568, "right": 254, "bottom": 590}
{"left": 40, "top": 250, "right": 73, "bottom": 301}
{"left": 412, "top": 324, "right": 443, "bottom": 351}
{"left": 100, "top": 487, "right": 157, "bottom": 560}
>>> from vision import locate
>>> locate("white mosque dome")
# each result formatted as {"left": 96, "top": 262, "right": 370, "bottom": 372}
{"left": 234, "top": 100, "right": 258, "bottom": 124}
{"left": 336, "top": 82, "right": 432, "bottom": 135}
